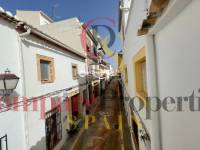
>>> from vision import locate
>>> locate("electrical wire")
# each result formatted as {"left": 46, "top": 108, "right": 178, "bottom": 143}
{"left": 0, "top": 82, "right": 89, "bottom": 113}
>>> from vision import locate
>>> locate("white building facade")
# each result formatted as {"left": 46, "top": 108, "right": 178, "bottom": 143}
{"left": 0, "top": 9, "right": 88, "bottom": 150}
{"left": 119, "top": 0, "right": 200, "bottom": 150}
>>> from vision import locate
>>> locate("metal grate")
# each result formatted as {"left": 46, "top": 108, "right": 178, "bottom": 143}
{"left": 45, "top": 106, "right": 62, "bottom": 150}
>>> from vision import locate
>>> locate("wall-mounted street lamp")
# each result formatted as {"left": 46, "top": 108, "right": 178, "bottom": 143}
{"left": 0, "top": 69, "right": 20, "bottom": 96}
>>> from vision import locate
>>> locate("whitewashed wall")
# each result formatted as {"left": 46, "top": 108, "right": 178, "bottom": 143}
{"left": 0, "top": 19, "right": 27, "bottom": 150}
{"left": 123, "top": 0, "right": 200, "bottom": 150}
{"left": 20, "top": 35, "right": 86, "bottom": 149}
{"left": 122, "top": 0, "right": 151, "bottom": 149}
{"left": 21, "top": 36, "right": 86, "bottom": 97}
{"left": 0, "top": 17, "right": 87, "bottom": 150}
{"left": 155, "top": 1, "right": 200, "bottom": 149}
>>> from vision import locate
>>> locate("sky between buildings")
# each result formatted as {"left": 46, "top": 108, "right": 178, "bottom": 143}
{"left": 0, "top": 0, "right": 122, "bottom": 67}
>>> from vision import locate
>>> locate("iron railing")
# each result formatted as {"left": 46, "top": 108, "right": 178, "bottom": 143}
{"left": 118, "top": 77, "right": 151, "bottom": 150}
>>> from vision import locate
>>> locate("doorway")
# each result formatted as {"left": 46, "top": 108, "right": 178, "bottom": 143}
{"left": 45, "top": 106, "right": 62, "bottom": 150}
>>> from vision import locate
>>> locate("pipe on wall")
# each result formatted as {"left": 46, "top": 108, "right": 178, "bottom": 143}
{"left": 145, "top": 35, "right": 161, "bottom": 150}
{"left": 16, "top": 23, "right": 31, "bottom": 149}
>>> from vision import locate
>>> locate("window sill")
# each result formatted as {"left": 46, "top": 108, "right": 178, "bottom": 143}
{"left": 41, "top": 80, "right": 54, "bottom": 84}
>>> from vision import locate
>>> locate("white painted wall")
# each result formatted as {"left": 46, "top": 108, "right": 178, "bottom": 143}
{"left": 121, "top": 0, "right": 152, "bottom": 149}
{"left": 0, "top": 16, "right": 87, "bottom": 150}
{"left": 20, "top": 35, "right": 87, "bottom": 149}
{"left": 16, "top": 11, "right": 40, "bottom": 27}
{"left": 40, "top": 15, "right": 51, "bottom": 26}
{"left": 0, "top": 19, "right": 26, "bottom": 150}
{"left": 38, "top": 18, "right": 86, "bottom": 55}
{"left": 155, "top": 1, "right": 200, "bottom": 149}
{"left": 16, "top": 11, "right": 52, "bottom": 27}
{"left": 21, "top": 36, "right": 86, "bottom": 97}
{"left": 122, "top": 0, "right": 200, "bottom": 150}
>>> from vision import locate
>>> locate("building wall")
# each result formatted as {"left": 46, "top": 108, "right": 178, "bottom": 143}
{"left": 20, "top": 35, "right": 87, "bottom": 149}
{"left": 0, "top": 17, "right": 87, "bottom": 150}
{"left": 38, "top": 18, "right": 86, "bottom": 55}
{"left": 21, "top": 36, "right": 86, "bottom": 97}
{"left": 39, "top": 14, "right": 51, "bottom": 26}
{"left": 122, "top": 0, "right": 200, "bottom": 150}
{"left": 0, "top": 19, "right": 27, "bottom": 150}
{"left": 155, "top": 1, "right": 200, "bottom": 149}
{"left": 122, "top": 0, "right": 151, "bottom": 147}
{"left": 16, "top": 11, "right": 40, "bottom": 27}
{"left": 16, "top": 11, "right": 52, "bottom": 27}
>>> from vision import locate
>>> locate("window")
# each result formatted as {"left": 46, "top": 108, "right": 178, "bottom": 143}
{"left": 37, "top": 54, "right": 55, "bottom": 83}
{"left": 45, "top": 106, "right": 62, "bottom": 150}
{"left": 133, "top": 47, "right": 147, "bottom": 104}
{"left": 72, "top": 64, "right": 78, "bottom": 80}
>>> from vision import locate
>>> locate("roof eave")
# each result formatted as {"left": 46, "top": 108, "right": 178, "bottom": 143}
{"left": 0, "top": 10, "right": 86, "bottom": 59}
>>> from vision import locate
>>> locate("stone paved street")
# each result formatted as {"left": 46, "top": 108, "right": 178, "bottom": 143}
{"left": 66, "top": 79, "right": 132, "bottom": 150}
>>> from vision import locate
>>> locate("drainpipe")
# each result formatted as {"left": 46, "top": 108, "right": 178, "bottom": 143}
{"left": 145, "top": 35, "right": 162, "bottom": 150}
{"left": 16, "top": 22, "right": 31, "bottom": 150}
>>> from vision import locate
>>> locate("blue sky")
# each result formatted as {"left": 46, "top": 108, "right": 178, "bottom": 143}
{"left": 0, "top": 0, "right": 121, "bottom": 67}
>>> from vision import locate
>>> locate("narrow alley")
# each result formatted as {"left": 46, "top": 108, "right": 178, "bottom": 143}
{"left": 1, "top": 1, "right": 200, "bottom": 150}
{"left": 63, "top": 78, "right": 132, "bottom": 150}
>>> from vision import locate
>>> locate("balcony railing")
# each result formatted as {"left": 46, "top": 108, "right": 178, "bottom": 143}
{"left": 119, "top": 77, "right": 151, "bottom": 150}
